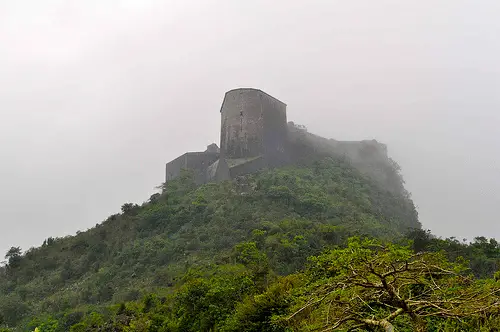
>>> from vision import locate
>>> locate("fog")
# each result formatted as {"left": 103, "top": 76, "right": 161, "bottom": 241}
{"left": 1, "top": 0, "right": 499, "bottom": 256}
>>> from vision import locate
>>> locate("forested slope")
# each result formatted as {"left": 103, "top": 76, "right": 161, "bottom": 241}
{"left": 1, "top": 156, "right": 499, "bottom": 331}
{"left": 0, "top": 156, "right": 418, "bottom": 329}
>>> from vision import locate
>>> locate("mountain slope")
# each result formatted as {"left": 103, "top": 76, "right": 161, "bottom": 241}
{"left": 0, "top": 156, "right": 419, "bottom": 329}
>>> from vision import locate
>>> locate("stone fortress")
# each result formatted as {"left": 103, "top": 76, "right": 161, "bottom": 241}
{"left": 165, "top": 88, "right": 399, "bottom": 193}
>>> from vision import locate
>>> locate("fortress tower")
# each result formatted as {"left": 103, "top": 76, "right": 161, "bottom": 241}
{"left": 220, "top": 88, "right": 288, "bottom": 166}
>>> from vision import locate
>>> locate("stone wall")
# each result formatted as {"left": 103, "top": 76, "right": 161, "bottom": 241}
{"left": 287, "top": 122, "right": 404, "bottom": 195}
{"left": 206, "top": 159, "right": 231, "bottom": 183}
{"left": 228, "top": 156, "right": 267, "bottom": 178}
{"left": 165, "top": 152, "right": 219, "bottom": 184}
{"left": 165, "top": 154, "right": 188, "bottom": 181}
{"left": 262, "top": 92, "right": 288, "bottom": 166}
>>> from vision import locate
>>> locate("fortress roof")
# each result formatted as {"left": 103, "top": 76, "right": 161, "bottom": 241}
{"left": 219, "top": 88, "right": 287, "bottom": 113}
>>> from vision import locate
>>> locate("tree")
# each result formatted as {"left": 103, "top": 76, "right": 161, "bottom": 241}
{"left": 0, "top": 295, "right": 29, "bottom": 327}
{"left": 5, "top": 247, "right": 22, "bottom": 269}
{"left": 148, "top": 193, "right": 161, "bottom": 203}
{"left": 121, "top": 203, "right": 139, "bottom": 215}
{"left": 288, "top": 237, "right": 500, "bottom": 332}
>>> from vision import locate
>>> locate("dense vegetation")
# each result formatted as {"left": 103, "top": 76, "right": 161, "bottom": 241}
{"left": 1, "top": 157, "right": 499, "bottom": 331}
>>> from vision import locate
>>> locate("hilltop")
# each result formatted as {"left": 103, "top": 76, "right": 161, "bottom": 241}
{"left": 164, "top": 88, "right": 406, "bottom": 199}
{"left": 0, "top": 151, "right": 419, "bottom": 329}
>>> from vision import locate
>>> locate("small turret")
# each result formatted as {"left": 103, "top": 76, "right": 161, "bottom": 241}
{"left": 206, "top": 143, "right": 220, "bottom": 153}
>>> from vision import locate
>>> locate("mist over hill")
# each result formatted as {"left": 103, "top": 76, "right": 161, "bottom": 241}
{"left": 0, "top": 145, "right": 419, "bottom": 328}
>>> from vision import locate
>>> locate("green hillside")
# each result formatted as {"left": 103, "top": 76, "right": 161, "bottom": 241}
{"left": 1, "top": 157, "right": 500, "bottom": 331}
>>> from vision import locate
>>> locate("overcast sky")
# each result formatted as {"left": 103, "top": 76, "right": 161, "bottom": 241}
{"left": 1, "top": 0, "right": 499, "bottom": 256}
